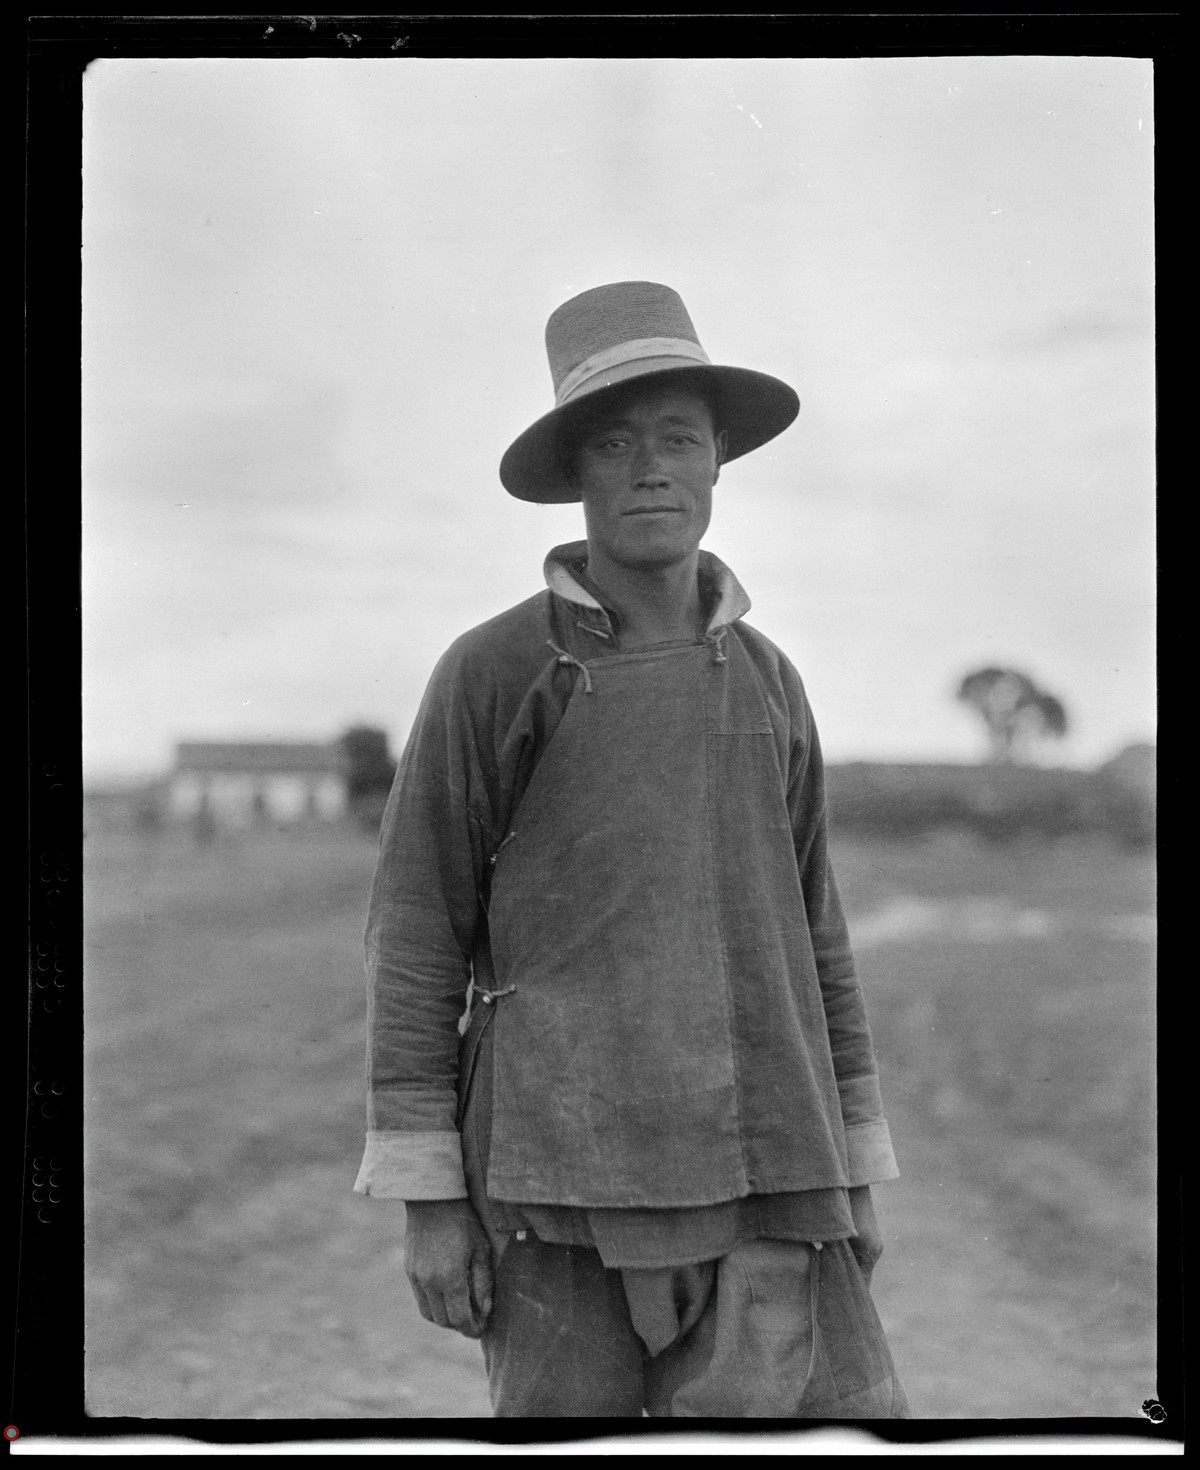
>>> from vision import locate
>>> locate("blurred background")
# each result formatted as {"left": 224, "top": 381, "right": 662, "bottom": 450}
{"left": 82, "top": 56, "right": 1155, "bottom": 1419}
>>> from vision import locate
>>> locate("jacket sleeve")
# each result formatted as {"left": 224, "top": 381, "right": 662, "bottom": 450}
{"left": 786, "top": 675, "right": 900, "bottom": 1186}
{"left": 352, "top": 643, "right": 491, "bottom": 1200}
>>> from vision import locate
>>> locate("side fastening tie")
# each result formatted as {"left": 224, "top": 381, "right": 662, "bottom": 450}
{"left": 475, "top": 984, "right": 517, "bottom": 1005}
{"left": 706, "top": 627, "right": 729, "bottom": 664}
{"left": 546, "top": 640, "right": 594, "bottom": 693}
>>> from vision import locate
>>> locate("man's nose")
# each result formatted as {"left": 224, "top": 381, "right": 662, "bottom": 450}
{"left": 632, "top": 442, "right": 670, "bottom": 486}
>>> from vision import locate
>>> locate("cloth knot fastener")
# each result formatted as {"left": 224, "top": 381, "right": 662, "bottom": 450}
{"left": 546, "top": 640, "right": 595, "bottom": 693}
{"left": 706, "top": 628, "right": 729, "bottom": 664}
{"left": 476, "top": 984, "right": 517, "bottom": 1005}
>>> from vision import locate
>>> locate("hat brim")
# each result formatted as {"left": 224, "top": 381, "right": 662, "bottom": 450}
{"left": 498, "top": 362, "right": 800, "bottom": 504}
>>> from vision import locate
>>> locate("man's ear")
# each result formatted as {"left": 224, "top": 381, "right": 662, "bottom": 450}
{"left": 713, "top": 429, "right": 729, "bottom": 483}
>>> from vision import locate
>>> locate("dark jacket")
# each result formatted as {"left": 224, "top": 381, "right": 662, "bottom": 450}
{"left": 354, "top": 543, "right": 898, "bottom": 1204}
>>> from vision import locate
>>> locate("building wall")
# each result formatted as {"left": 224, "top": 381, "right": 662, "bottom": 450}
{"left": 311, "top": 773, "right": 347, "bottom": 820}
{"left": 167, "top": 772, "right": 207, "bottom": 822}
{"left": 167, "top": 770, "right": 348, "bottom": 827}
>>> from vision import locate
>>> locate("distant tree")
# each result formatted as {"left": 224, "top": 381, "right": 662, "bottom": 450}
{"left": 955, "top": 667, "right": 1068, "bottom": 765}
{"left": 338, "top": 725, "right": 397, "bottom": 808}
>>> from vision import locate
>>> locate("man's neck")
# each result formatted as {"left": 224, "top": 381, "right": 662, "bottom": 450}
{"left": 583, "top": 546, "right": 706, "bottom": 650}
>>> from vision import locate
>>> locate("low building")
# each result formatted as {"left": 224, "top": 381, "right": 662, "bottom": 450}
{"left": 167, "top": 741, "right": 348, "bottom": 829}
{"left": 1095, "top": 742, "right": 1155, "bottom": 846}
{"left": 1098, "top": 741, "right": 1155, "bottom": 803}
{"left": 83, "top": 780, "right": 168, "bottom": 835}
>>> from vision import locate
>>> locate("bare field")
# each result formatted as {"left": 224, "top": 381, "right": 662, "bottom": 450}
{"left": 83, "top": 824, "right": 1156, "bottom": 1421}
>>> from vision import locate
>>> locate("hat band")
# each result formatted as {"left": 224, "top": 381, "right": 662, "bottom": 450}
{"left": 555, "top": 337, "right": 712, "bottom": 406}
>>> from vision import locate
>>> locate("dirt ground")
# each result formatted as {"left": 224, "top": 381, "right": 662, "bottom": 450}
{"left": 82, "top": 825, "right": 1157, "bottom": 1424}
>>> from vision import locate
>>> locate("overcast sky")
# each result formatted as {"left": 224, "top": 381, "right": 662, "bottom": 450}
{"left": 82, "top": 56, "right": 1155, "bottom": 782}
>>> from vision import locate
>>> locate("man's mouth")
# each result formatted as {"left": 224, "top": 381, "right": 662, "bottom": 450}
{"left": 622, "top": 506, "right": 681, "bottom": 516}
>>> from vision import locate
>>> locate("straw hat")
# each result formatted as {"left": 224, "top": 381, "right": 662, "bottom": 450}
{"left": 499, "top": 281, "right": 800, "bottom": 503}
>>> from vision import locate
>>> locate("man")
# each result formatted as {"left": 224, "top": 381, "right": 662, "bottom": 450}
{"left": 354, "top": 281, "right": 909, "bottom": 1419}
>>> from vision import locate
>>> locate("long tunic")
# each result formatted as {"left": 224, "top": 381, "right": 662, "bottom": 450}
{"left": 354, "top": 543, "right": 899, "bottom": 1263}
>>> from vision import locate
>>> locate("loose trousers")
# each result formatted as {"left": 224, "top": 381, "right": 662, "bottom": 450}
{"left": 481, "top": 1232, "right": 910, "bottom": 1418}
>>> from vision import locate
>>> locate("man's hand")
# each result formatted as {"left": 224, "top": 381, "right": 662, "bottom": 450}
{"left": 404, "top": 1198, "right": 495, "bottom": 1339}
{"left": 847, "top": 1184, "right": 884, "bottom": 1285}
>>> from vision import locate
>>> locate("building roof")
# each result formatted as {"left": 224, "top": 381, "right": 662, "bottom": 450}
{"left": 174, "top": 742, "right": 346, "bottom": 775}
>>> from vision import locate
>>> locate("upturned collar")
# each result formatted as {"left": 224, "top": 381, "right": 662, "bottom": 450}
{"left": 543, "top": 541, "right": 752, "bottom": 643}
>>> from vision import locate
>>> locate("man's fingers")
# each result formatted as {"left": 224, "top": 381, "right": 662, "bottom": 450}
{"left": 442, "top": 1274, "right": 482, "bottom": 1338}
{"left": 409, "top": 1280, "right": 440, "bottom": 1328}
{"left": 469, "top": 1246, "right": 495, "bottom": 1325}
{"left": 403, "top": 1203, "right": 493, "bottom": 1337}
{"left": 409, "top": 1272, "right": 459, "bottom": 1332}
{"left": 411, "top": 1267, "right": 482, "bottom": 1337}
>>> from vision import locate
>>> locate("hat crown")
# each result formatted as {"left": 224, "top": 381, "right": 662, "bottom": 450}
{"left": 545, "top": 281, "right": 703, "bottom": 393}
{"left": 499, "top": 278, "right": 800, "bottom": 502}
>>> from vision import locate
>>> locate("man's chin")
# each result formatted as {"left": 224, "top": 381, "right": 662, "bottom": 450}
{"left": 603, "top": 529, "right": 704, "bottom": 570}
{"left": 613, "top": 546, "right": 698, "bottom": 574}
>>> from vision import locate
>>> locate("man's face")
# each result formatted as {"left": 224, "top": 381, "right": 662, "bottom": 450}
{"left": 569, "top": 381, "right": 727, "bottom": 573}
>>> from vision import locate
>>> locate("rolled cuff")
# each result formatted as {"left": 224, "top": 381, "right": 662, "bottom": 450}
{"left": 352, "top": 1129, "right": 467, "bottom": 1200}
{"left": 837, "top": 1071, "right": 886, "bottom": 1130}
{"left": 844, "top": 1119, "right": 900, "bottom": 1185}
